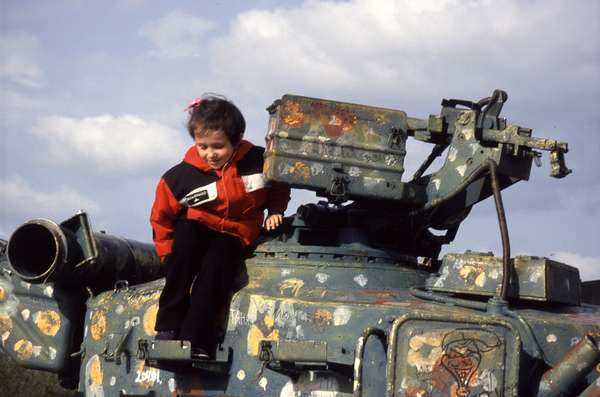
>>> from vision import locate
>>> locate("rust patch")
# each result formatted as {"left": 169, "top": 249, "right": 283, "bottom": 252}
{"left": 407, "top": 332, "right": 444, "bottom": 372}
{"left": 35, "top": 310, "right": 61, "bottom": 336}
{"left": 14, "top": 339, "right": 33, "bottom": 360}
{"left": 143, "top": 303, "right": 159, "bottom": 336}
{"left": 1, "top": 314, "right": 13, "bottom": 344}
{"left": 90, "top": 310, "right": 108, "bottom": 341}
{"left": 0, "top": 286, "right": 5, "bottom": 302}
{"left": 88, "top": 355, "right": 103, "bottom": 385}
{"left": 315, "top": 309, "right": 333, "bottom": 327}
{"left": 282, "top": 100, "right": 304, "bottom": 128}
{"left": 311, "top": 102, "right": 357, "bottom": 138}
{"left": 279, "top": 278, "right": 304, "bottom": 296}
{"left": 288, "top": 161, "right": 311, "bottom": 181}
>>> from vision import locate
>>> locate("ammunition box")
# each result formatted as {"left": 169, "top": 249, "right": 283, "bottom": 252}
{"left": 264, "top": 95, "right": 418, "bottom": 202}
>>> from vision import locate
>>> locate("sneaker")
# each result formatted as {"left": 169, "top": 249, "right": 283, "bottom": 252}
{"left": 155, "top": 330, "right": 178, "bottom": 340}
{"left": 192, "top": 347, "right": 209, "bottom": 359}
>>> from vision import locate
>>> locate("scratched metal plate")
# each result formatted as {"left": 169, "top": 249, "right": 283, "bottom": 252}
{"left": 429, "top": 252, "right": 581, "bottom": 305}
{"left": 264, "top": 95, "right": 416, "bottom": 201}
{"left": 388, "top": 314, "right": 520, "bottom": 397}
{"left": 0, "top": 265, "right": 73, "bottom": 372}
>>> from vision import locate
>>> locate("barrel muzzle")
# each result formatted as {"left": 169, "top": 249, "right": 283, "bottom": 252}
{"left": 7, "top": 218, "right": 69, "bottom": 283}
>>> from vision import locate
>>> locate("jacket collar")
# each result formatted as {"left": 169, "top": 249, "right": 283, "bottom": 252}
{"left": 183, "top": 139, "right": 253, "bottom": 171}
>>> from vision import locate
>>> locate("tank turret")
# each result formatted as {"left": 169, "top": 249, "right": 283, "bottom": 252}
{"left": 1, "top": 90, "right": 598, "bottom": 397}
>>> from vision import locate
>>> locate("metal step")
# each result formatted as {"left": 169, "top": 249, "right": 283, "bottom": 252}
{"left": 137, "top": 339, "right": 231, "bottom": 374}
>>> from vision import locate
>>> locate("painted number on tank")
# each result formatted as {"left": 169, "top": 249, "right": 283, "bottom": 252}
{"left": 135, "top": 368, "right": 162, "bottom": 385}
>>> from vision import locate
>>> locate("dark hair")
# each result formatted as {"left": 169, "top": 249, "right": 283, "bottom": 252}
{"left": 187, "top": 95, "right": 246, "bottom": 146}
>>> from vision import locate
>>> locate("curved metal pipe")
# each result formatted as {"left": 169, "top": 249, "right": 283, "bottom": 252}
{"left": 537, "top": 334, "right": 600, "bottom": 397}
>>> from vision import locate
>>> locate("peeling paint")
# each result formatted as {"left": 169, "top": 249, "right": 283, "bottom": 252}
{"left": 478, "top": 369, "right": 498, "bottom": 392}
{"left": 168, "top": 378, "right": 176, "bottom": 393}
{"left": 34, "top": 309, "right": 61, "bottom": 336}
{"left": 311, "top": 163, "right": 325, "bottom": 175}
{"left": 475, "top": 272, "right": 486, "bottom": 287}
{"left": 110, "top": 376, "right": 116, "bottom": 386}
{"left": 529, "top": 267, "right": 544, "bottom": 283}
{"left": 280, "top": 381, "right": 294, "bottom": 397}
{"left": 32, "top": 345, "right": 42, "bottom": 357}
{"left": 489, "top": 269, "right": 500, "bottom": 280}
{"left": 456, "top": 164, "right": 467, "bottom": 177}
{"left": 407, "top": 332, "right": 444, "bottom": 372}
{"left": 115, "top": 304, "right": 124, "bottom": 314}
{"left": 348, "top": 167, "right": 361, "bottom": 177}
{"left": 315, "top": 273, "right": 329, "bottom": 283}
{"left": 259, "top": 376, "right": 268, "bottom": 391}
{"left": 546, "top": 334, "right": 557, "bottom": 343}
{"left": 282, "top": 100, "right": 304, "bottom": 127}
{"left": 353, "top": 274, "right": 368, "bottom": 287}
{"left": 333, "top": 306, "right": 352, "bottom": 326}
{"left": 237, "top": 369, "right": 246, "bottom": 381}
{"left": 281, "top": 268, "right": 292, "bottom": 277}
{"left": 21, "top": 308, "right": 30, "bottom": 321}
{"left": 432, "top": 178, "right": 441, "bottom": 191}
{"left": 0, "top": 278, "right": 19, "bottom": 316}
{"left": 85, "top": 355, "right": 105, "bottom": 397}
{"left": 43, "top": 285, "right": 54, "bottom": 297}
{"left": 143, "top": 303, "right": 158, "bottom": 336}
{"left": 49, "top": 346, "right": 57, "bottom": 360}
{"left": 0, "top": 314, "right": 12, "bottom": 344}
{"left": 448, "top": 147, "right": 458, "bottom": 162}
{"left": 14, "top": 339, "right": 33, "bottom": 360}
{"left": 90, "top": 310, "right": 108, "bottom": 341}
{"left": 280, "top": 278, "right": 304, "bottom": 296}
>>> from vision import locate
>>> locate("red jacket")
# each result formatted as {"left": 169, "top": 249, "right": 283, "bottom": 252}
{"left": 150, "top": 140, "right": 290, "bottom": 260}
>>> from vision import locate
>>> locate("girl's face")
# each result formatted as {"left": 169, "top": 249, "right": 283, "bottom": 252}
{"left": 194, "top": 129, "right": 235, "bottom": 169}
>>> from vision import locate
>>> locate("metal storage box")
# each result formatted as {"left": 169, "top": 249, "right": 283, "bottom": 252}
{"left": 264, "top": 95, "right": 412, "bottom": 202}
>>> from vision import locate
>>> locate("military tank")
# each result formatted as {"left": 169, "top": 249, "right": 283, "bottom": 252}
{"left": 1, "top": 90, "right": 598, "bottom": 397}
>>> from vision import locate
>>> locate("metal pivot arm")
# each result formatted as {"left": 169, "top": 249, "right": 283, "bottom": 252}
{"left": 410, "top": 90, "right": 571, "bottom": 225}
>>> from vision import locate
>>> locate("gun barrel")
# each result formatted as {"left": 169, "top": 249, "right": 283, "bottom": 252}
{"left": 7, "top": 215, "right": 163, "bottom": 291}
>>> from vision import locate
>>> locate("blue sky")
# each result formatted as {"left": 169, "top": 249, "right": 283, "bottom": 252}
{"left": 1, "top": 0, "right": 599, "bottom": 280}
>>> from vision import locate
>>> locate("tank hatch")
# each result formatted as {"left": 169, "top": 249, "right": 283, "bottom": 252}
{"left": 426, "top": 251, "right": 581, "bottom": 305}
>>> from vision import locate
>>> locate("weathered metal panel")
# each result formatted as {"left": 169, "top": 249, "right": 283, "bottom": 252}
{"left": 0, "top": 264, "right": 75, "bottom": 373}
{"left": 428, "top": 251, "right": 581, "bottom": 305}
{"left": 388, "top": 312, "right": 520, "bottom": 397}
{"left": 264, "top": 95, "right": 420, "bottom": 202}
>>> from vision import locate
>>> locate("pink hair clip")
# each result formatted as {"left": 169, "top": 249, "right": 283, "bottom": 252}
{"left": 184, "top": 97, "right": 203, "bottom": 113}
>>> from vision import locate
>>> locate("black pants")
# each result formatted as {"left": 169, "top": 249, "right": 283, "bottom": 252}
{"left": 155, "top": 219, "right": 243, "bottom": 352}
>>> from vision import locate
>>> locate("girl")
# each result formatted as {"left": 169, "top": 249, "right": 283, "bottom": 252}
{"left": 150, "top": 95, "right": 290, "bottom": 358}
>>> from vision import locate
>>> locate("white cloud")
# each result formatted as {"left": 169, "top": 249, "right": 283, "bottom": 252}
{"left": 31, "top": 114, "right": 187, "bottom": 173}
{"left": 139, "top": 9, "right": 216, "bottom": 58}
{"left": 0, "top": 176, "right": 100, "bottom": 237}
{"left": 550, "top": 252, "right": 600, "bottom": 281}
{"left": 207, "top": 0, "right": 598, "bottom": 104}
{"left": 0, "top": 31, "right": 45, "bottom": 88}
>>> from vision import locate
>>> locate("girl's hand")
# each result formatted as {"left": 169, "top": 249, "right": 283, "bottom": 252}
{"left": 264, "top": 213, "right": 283, "bottom": 230}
